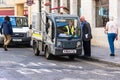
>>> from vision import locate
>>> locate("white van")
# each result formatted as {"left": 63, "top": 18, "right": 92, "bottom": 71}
{"left": 0, "top": 16, "right": 31, "bottom": 46}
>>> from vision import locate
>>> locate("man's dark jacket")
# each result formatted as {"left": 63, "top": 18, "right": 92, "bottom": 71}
{"left": 0, "top": 20, "right": 13, "bottom": 35}
{"left": 82, "top": 21, "right": 92, "bottom": 41}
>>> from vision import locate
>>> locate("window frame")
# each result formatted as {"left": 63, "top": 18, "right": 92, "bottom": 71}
{"left": 95, "top": 0, "right": 109, "bottom": 27}
{"left": 0, "top": 0, "right": 3, "bottom": 4}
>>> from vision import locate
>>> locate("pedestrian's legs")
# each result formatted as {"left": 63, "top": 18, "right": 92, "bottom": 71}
{"left": 83, "top": 40, "right": 91, "bottom": 57}
{"left": 108, "top": 33, "right": 116, "bottom": 55}
{"left": 3, "top": 35, "right": 11, "bottom": 51}
{"left": 4, "top": 35, "right": 7, "bottom": 46}
{"left": 5, "top": 35, "right": 11, "bottom": 46}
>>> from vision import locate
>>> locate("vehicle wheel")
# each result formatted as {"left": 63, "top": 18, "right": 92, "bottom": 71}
{"left": 68, "top": 55, "right": 75, "bottom": 60}
{"left": 45, "top": 47, "right": 52, "bottom": 60}
{"left": 33, "top": 42, "right": 39, "bottom": 56}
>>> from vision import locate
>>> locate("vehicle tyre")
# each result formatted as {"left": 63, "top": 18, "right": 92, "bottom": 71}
{"left": 33, "top": 41, "right": 39, "bottom": 56}
{"left": 45, "top": 47, "right": 52, "bottom": 60}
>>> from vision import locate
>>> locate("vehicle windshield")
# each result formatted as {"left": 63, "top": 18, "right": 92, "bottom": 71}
{"left": 0, "top": 17, "right": 4, "bottom": 28}
{"left": 0, "top": 17, "right": 28, "bottom": 28}
{"left": 55, "top": 17, "right": 81, "bottom": 39}
{"left": 11, "top": 17, "right": 28, "bottom": 27}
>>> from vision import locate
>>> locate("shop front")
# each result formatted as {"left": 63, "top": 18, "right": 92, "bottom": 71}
{"left": 0, "top": 9, "right": 28, "bottom": 16}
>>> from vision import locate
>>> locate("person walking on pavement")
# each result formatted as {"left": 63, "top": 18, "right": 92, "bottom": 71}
{"left": 0, "top": 16, "right": 13, "bottom": 51}
{"left": 105, "top": 17, "right": 118, "bottom": 56}
{"left": 80, "top": 16, "right": 92, "bottom": 57}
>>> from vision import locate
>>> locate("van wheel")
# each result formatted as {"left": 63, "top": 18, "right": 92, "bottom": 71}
{"left": 33, "top": 42, "right": 39, "bottom": 56}
{"left": 45, "top": 47, "right": 52, "bottom": 60}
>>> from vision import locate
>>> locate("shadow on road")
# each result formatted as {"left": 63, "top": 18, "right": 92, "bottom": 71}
{"left": 0, "top": 44, "right": 32, "bottom": 48}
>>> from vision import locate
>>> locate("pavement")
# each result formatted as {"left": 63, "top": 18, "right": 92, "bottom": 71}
{"left": 85, "top": 45, "right": 120, "bottom": 66}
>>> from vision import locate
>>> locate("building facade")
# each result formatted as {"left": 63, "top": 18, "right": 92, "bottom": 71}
{"left": 0, "top": 0, "right": 28, "bottom": 16}
{"left": 80, "top": 0, "right": 120, "bottom": 48}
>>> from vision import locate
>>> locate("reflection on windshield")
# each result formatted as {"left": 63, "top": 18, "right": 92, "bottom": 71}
{"left": 56, "top": 18, "right": 80, "bottom": 38}
{"left": 16, "top": 17, "right": 28, "bottom": 27}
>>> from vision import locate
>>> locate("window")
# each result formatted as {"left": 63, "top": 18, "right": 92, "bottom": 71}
{"left": 0, "top": 17, "right": 28, "bottom": 27}
{"left": 46, "top": 17, "right": 54, "bottom": 41}
{"left": 10, "top": 17, "right": 16, "bottom": 27}
{"left": 58, "top": 0, "right": 60, "bottom": 13}
{"left": 16, "top": 17, "right": 28, "bottom": 27}
{"left": 0, "top": 17, "right": 4, "bottom": 28}
{"left": 55, "top": 17, "right": 81, "bottom": 38}
{"left": 0, "top": 0, "right": 3, "bottom": 4}
{"left": 96, "top": 0, "right": 109, "bottom": 27}
{"left": 77, "top": 0, "right": 81, "bottom": 17}
{"left": 49, "top": 0, "right": 51, "bottom": 13}
{"left": 67, "top": 0, "right": 70, "bottom": 14}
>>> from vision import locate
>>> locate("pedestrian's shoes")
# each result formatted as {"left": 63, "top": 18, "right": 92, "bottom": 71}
{"left": 110, "top": 54, "right": 115, "bottom": 56}
{"left": 3, "top": 45, "right": 8, "bottom": 51}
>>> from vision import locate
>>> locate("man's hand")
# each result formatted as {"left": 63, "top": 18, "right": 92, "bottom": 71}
{"left": 116, "top": 36, "right": 118, "bottom": 40}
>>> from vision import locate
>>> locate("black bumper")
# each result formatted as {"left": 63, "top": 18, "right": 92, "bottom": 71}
{"left": 10, "top": 37, "right": 31, "bottom": 45}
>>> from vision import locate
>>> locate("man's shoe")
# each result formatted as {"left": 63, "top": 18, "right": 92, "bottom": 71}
{"left": 110, "top": 54, "right": 115, "bottom": 56}
{"left": 3, "top": 45, "right": 8, "bottom": 51}
{"left": 5, "top": 48, "right": 8, "bottom": 51}
{"left": 84, "top": 54, "right": 91, "bottom": 57}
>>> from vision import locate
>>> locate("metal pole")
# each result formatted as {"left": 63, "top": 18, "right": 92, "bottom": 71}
{"left": 39, "top": 0, "right": 41, "bottom": 12}
{"left": 39, "top": 0, "right": 41, "bottom": 30}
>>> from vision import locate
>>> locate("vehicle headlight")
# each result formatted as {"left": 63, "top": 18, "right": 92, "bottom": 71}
{"left": 26, "top": 31, "right": 30, "bottom": 37}
{"left": 76, "top": 41, "right": 81, "bottom": 48}
{"left": 57, "top": 41, "right": 62, "bottom": 47}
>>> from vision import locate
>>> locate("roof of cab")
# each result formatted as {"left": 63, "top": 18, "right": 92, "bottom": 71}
{"left": 48, "top": 13, "right": 79, "bottom": 18}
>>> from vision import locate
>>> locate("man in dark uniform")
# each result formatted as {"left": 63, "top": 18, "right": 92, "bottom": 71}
{"left": 0, "top": 16, "right": 13, "bottom": 51}
{"left": 80, "top": 16, "right": 92, "bottom": 57}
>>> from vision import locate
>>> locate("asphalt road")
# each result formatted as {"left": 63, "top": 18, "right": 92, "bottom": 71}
{"left": 0, "top": 47, "right": 120, "bottom": 80}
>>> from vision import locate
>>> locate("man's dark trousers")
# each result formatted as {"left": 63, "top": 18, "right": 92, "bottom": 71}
{"left": 83, "top": 40, "right": 91, "bottom": 57}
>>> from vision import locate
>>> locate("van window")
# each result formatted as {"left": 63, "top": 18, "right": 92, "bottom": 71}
{"left": 10, "top": 17, "right": 16, "bottom": 27}
{"left": 16, "top": 17, "right": 28, "bottom": 27}
{"left": 0, "top": 17, "right": 4, "bottom": 28}
{"left": 0, "top": 16, "right": 28, "bottom": 28}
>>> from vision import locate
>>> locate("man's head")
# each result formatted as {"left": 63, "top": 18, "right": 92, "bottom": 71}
{"left": 80, "top": 16, "right": 85, "bottom": 22}
{"left": 68, "top": 20, "right": 73, "bottom": 27}
{"left": 5, "top": 16, "right": 10, "bottom": 21}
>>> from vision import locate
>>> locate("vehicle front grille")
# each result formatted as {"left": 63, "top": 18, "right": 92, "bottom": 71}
{"left": 11, "top": 33, "right": 25, "bottom": 37}
{"left": 62, "top": 41, "right": 76, "bottom": 49}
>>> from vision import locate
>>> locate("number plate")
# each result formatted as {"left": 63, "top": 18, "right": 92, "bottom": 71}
{"left": 63, "top": 50, "right": 76, "bottom": 53}
{"left": 12, "top": 39, "right": 22, "bottom": 42}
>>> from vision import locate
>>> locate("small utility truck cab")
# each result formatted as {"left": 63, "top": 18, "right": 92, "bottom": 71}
{"left": 31, "top": 12, "right": 82, "bottom": 59}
